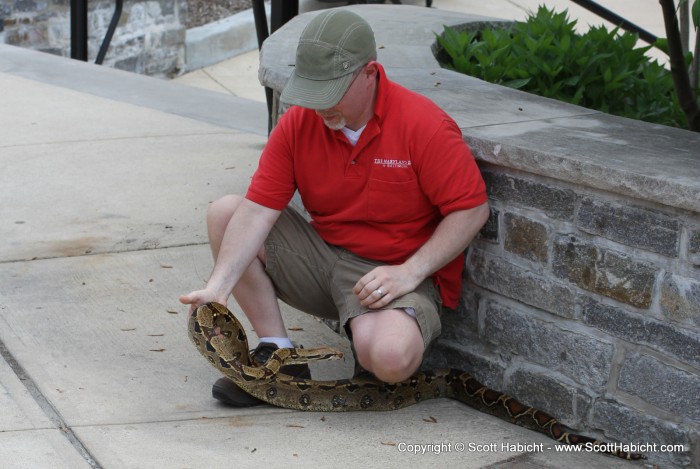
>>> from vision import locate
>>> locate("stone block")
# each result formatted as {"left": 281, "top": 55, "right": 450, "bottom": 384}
{"left": 458, "top": 281, "right": 480, "bottom": 318}
{"left": 689, "top": 228, "right": 700, "bottom": 266}
{"left": 592, "top": 399, "right": 692, "bottom": 468}
{"left": 596, "top": 250, "right": 657, "bottom": 308}
{"left": 618, "top": 352, "right": 700, "bottom": 421}
{"left": 113, "top": 54, "right": 142, "bottom": 73}
{"left": 553, "top": 235, "right": 657, "bottom": 308}
{"left": 5, "top": 15, "right": 49, "bottom": 47}
{"left": 127, "top": 1, "right": 163, "bottom": 26}
{"left": 468, "top": 249, "right": 576, "bottom": 318}
{"left": 47, "top": 15, "right": 70, "bottom": 45}
{"left": 552, "top": 234, "right": 597, "bottom": 290}
{"left": 582, "top": 299, "right": 700, "bottom": 369}
{"left": 425, "top": 341, "right": 506, "bottom": 391}
{"left": 439, "top": 290, "right": 479, "bottom": 345}
{"left": 160, "top": 0, "right": 179, "bottom": 16}
{"left": 503, "top": 212, "right": 549, "bottom": 263}
{"left": 0, "top": 5, "right": 9, "bottom": 32}
{"left": 507, "top": 367, "right": 592, "bottom": 428}
{"left": 160, "top": 26, "right": 185, "bottom": 47}
{"left": 483, "top": 300, "right": 613, "bottom": 388}
{"left": 14, "top": 0, "right": 42, "bottom": 13}
{"left": 660, "top": 273, "right": 700, "bottom": 329}
{"left": 478, "top": 207, "right": 499, "bottom": 243}
{"left": 481, "top": 169, "right": 577, "bottom": 221}
{"left": 577, "top": 197, "right": 680, "bottom": 257}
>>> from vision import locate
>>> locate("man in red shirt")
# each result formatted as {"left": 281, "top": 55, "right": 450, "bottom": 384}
{"left": 180, "top": 9, "right": 489, "bottom": 406}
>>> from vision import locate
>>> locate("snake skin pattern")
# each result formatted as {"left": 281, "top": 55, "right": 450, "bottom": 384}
{"left": 189, "top": 302, "right": 644, "bottom": 461}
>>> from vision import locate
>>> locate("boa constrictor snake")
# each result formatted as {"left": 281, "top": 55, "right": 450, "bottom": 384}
{"left": 188, "top": 302, "right": 644, "bottom": 461}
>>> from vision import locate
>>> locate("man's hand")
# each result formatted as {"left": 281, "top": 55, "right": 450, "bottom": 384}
{"left": 353, "top": 203, "right": 490, "bottom": 310}
{"left": 179, "top": 289, "right": 227, "bottom": 316}
{"left": 353, "top": 264, "right": 422, "bottom": 309}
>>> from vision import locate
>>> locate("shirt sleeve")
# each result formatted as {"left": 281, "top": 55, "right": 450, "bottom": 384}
{"left": 245, "top": 110, "right": 298, "bottom": 210}
{"left": 414, "top": 117, "right": 487, "bottom": 215}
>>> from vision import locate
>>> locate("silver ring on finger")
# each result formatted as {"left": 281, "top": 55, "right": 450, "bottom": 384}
{"left": 375, "top": 288, "right": 384, "bottom": 297}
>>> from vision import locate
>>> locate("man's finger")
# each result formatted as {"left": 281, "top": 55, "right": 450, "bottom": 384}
{"left": 179, "top": 293, "right": 193, "bottom": 305}
{"left": 353, "top": 271, "right": 375, "bottom": 295}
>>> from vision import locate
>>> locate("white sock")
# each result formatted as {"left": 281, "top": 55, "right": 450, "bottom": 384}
{"left": 258, "top": 336, "right": 294, "bottom": 349}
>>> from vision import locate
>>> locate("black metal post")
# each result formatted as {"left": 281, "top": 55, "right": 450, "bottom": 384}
{"left": 568, "top": 0, "right": 658, "bottom": 45}
{"left": 270, "top": 0, "right": 298, "bottom": 34}
{"left": 252, "top": 0, "right": 269, "bottom": 50}
{"left": 70, "top": 0, "right": 88, "bottom": 61}
{"left": 253, "top": 0, "right": 299, "bottom": 134}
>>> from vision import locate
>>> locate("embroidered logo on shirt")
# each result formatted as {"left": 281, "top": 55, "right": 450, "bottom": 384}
{"left": 373, "top": 158, "right": 411, "bottom": 169}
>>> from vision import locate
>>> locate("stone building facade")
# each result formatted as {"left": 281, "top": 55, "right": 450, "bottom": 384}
{"left": 0, "top": 0, "right": 187, "bottom": 77}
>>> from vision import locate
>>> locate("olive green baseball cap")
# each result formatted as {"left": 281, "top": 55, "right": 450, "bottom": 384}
{"left": 280, "top": 9, "right": 376, "bottom": 110}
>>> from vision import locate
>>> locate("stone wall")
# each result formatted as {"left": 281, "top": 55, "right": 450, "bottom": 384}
{"left": 259, "top": 6, "right": 700, "bottom": 468}
{"left": 429, "top": 163, "right": 700, "bottom": 468}
{"left": 1, "top": 0, "right": 186, "bottom": 77}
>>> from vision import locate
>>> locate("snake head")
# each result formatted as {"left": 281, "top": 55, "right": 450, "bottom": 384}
{"left": 191, "top": 303, "right": 215, "bottom": 329}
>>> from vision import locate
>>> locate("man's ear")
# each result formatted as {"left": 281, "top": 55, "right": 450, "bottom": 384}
{"left": 365, "top": 61, "right": 379, "bottom": 78}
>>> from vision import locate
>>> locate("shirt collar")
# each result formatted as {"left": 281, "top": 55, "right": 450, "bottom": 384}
{"left": 372, "top": 63, "right": 391, "bottom": 124}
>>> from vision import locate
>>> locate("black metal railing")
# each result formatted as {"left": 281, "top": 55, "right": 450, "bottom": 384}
{"left": 568, "top": 0, "right": 658, "bottom": 45}
{"left": 70, "top": 0, "right": 124, "bottom": 63}
{"left": 96, "top": 0, "right": 124, "bottom": 64}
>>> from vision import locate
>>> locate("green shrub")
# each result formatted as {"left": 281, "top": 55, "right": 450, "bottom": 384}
{"left": 436, "top": 6, "right": 687, "bottom": 128}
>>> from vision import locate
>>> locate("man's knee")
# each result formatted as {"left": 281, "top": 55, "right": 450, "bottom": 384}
{"left": 369, "top": 343, "right": 420, "bottom": 383}
{"left": 350, "top": 310, "right": 424, "bottom": 383}
{"left": 207, "top": 194, "right": 244, "bottom": 227}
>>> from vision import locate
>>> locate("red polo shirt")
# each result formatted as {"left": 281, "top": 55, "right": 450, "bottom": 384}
{"left": 246, "top": 64, "right": 487, "bottom": 308}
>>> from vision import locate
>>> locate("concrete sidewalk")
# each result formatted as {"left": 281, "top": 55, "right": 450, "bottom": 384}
{"left": 0, "top": 3, "right": 662, "bottom": 469}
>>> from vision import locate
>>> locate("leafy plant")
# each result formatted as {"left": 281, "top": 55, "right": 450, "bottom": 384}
{"left": 436, "top": 6, "right": 692, "bottom": 129}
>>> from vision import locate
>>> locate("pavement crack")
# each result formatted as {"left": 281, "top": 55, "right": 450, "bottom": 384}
{"left": 202, "top": 69, "right": 239, "bottom": 96}
{"left": 0, "top": 340, "right": 103, "bottom": 469}
{"left": 0, "top": 241, "right": 211, "bottom": 265}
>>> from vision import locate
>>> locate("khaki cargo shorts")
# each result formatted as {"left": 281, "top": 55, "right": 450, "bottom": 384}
{"left": 263, "top": 206, "right": 442, "bottom": 348}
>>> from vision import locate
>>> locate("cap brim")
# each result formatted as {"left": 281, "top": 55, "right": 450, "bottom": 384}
{"left": 280, "top": 70, "right": 355, "bottom": 110}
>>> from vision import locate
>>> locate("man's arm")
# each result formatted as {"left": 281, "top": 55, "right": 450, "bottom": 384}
{"left": 179, "top": 199, "right": 281, "bottom": 309}
{"left": 353, "top": 201, "right": 490, "bottom": 308}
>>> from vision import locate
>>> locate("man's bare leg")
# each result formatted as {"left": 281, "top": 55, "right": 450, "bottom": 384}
{"left": 206, "top": 194, "right": 287, "bottom": 338}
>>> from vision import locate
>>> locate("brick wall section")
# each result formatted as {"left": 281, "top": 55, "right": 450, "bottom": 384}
{"left": 1, "top": 0, "right": 186, "bottom": 77}
{"left": 426, "top": 163, "right": 700, "bottom": 468}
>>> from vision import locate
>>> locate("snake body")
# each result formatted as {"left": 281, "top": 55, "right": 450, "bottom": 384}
{"left": 189, "top": 302, "right": 644, "bottom": 460}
